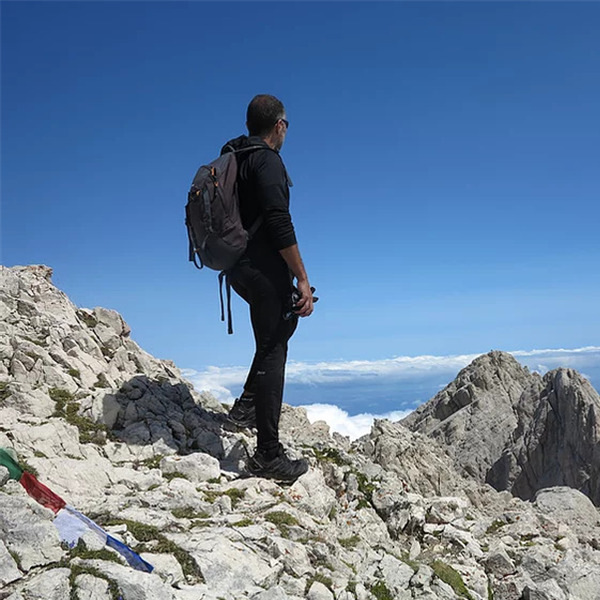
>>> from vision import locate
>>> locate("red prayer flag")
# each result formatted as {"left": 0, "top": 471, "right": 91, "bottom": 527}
{"left": 19, "top": 472, "right": 66, "bottom": 514}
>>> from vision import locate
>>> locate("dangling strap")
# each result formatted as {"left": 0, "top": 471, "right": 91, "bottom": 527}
{"left": 186, "top": 202, "right": 203, "bottom": 269}
{"left": 218, "top": 271, "right": 234, "bottom": 335}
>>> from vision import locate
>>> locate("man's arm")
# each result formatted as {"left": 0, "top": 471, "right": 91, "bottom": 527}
{"left": 279, "top": 244, "right": 314, "bottom": 317}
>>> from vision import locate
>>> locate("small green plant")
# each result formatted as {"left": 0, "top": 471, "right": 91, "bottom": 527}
{"left": 68, "top": 368, "right": 81, "bottom": 379}
{"left": 264, "top": 511, "right": 299, "bottom": 527}
{"left": 203, "top": 490, "right": 218, "bottom": 503}
{"left": 0, "top": 382, "right": 10, "bottom": 402}
{"left": 77, "top": 310, "right": 98, "bottom": 328}
{"left": 50, "top": 387, "right": 108, "bottom": 445}
{"left": 338, "top": 535, "right": 360, "bottom": 549}
{"left": 207, "top": 477, "right": 221, "bottom": 484}
{"left": 265, "top": 510, "right": 299, "bottom": 537}
{"left": 486, "top": 520, "right": 506, "bottom": 535}
{"left": 313, "top": 447, "right": 349, "bottom": 466}
{"left": 370, "top": 581, "right": 394, "bottom": 600}
{"left": 148, "top": 537, "right": 203, "bottom": 582}
{"left": 401, "top": 554, "right": 420, "bottom": 573}
{"left": 94, "top": 373, "right": 111, "bottom": 388}
{"left": 68, "top": 563, "right": 121, "bottom": 600}
{"left": 65, "top": 539, "right": 120, "bottom": 563}
{"left": 8, "top": 550, "right": 23, "bottom": 571}
{"left": 140, "top": 455, "right": 164, "bottom": 470}
{"left": 163, "top": 472, "right": 189, "bottom": 482}
{"left": 224, "top": 488, "right": 245, "bottom": 507}
{"left": 171, "top": 507, "right": 210, "bottom": 520}
{"left": 231, "top": 518, "right": 254, "bottom": 527}
{"left": 346, "top": 581, "right": 357, "bottom": 594}
{"left": 488, "top": 582, "right": 495, "bottom": 600}
{"left": 202, "top": 488, "right": 245, "bottom": 507}
{"left": 17, "top": 455, "right": 39, "bottom": 478}
{"left": 431, "top": 560, "right": 475, "bottom": 600}
{"left": 353, "top": 470, "right": 378, "bottom": 507}
{"left": 50, "top": 387, "right": 75, "bottom": 411}
{"left": 100, "top": 518, "right": 161, "bottom": 542}
{"left": 23, "top": 335, "right": 47, "bottom": 347}
{"left": 93, "top": 517, "right": 203, "bottom": 582}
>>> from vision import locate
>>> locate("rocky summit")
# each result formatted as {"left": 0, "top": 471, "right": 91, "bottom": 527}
{"left": 1, "top": 265, "right": 600, "bottom": 600}
{"left": 402, "top": 351, "right": 600, "bottom": 505}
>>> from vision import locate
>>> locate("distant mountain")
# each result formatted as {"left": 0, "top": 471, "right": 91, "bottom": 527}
{"left": 402, "top": 350, "right": 600, "bottom": 505}
{"left": 2, "top": 265, "right": 600, "bottom": 600}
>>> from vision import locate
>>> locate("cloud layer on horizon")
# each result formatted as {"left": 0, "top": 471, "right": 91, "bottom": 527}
{"left": 182, "top": 346, "right": 600, "bottom": 438}
{"left": 183, "top": 346, "right": 600, "bottom": 399}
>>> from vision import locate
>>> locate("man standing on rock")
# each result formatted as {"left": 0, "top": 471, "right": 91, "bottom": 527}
{"left": 223, "top": 94, "right": 315, "bottom": 482}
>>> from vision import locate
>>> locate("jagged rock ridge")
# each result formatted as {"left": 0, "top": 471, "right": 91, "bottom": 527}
{"left": 402, "top": 350, "right": 600, "bottom": 506}
{"left": 1, "top": 264, "right": 600, "bottom": 600}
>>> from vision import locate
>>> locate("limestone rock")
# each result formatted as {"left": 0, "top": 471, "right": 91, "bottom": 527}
{"left": 0, "top": 539, "right": 22, "bottom": 586}
{"left": 0, "top": 493, "right": 64, "bottom": 571}
{"left": 73, "top": 573, "right": 113, "bottom": 600}
{"left": 78, "top": 559, "right": 177, "bottom": 600}
{"left": 0, "top": 465, "right": 9, "bottom": 487}
{"left": 9, "top": 567, "right": 71, "bottom": 600}
{"left": 306, "top": 580, "right": 334, "bottom": 600}
{"left": 489, "top": 369, "right": 600, "bottom": 504}
{"left": 403, "top": 351, "right": 540, "bottom": 481}
{"left": 159, "top": 452, "right": 221, "bottom": 483}
{"left": 403, "top": 350, "right": 600, "bottom": 507}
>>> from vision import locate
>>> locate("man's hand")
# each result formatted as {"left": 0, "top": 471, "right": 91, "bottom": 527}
{"left": 294, "top": 279, "right": 314, "bottom": 317}
{"left": 279, "top": 244, "right": 315, "bottom": 318}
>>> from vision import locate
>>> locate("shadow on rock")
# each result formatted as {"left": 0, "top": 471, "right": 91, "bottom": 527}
{"left": 100, "top": 375, "right": 249, "bottom": 472}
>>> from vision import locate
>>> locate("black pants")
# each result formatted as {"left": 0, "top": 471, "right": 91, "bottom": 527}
{"left": 229, "top": 259, "right": 298, "bottom": 453}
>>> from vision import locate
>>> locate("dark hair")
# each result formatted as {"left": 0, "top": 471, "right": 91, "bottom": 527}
{"left": 246, "top": 94, "right": 285, "bottom": 136}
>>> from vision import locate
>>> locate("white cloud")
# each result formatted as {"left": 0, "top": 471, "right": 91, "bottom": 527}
{"left": 182, "top": 351, "right": 481, "bottom": 399}
{"left": 185, "top": 346, "right": 600, "bottom": 396}
{"left": 182, "top": 346, "right": 600, "bottom": 432}
{"left": 299, "top": 403, "right": 412, "bottom": 440}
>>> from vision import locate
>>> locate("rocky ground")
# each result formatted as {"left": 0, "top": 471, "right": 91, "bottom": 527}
{"left": 1, "top": 265, "right": 600, "bottom": 600}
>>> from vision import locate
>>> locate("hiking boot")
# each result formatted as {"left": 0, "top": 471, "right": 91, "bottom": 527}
{"left": 227, "top": 397, "right": 256, "bottom": 428}
{"left": 247, "top": 446, "right": 309, "bottom": 483}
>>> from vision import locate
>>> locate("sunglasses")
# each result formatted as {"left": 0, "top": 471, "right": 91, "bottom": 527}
{"left": 279, "top": 118, "right": 289, "bottom": 129}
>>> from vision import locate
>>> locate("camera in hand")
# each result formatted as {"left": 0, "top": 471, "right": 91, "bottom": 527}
{"left": 284, "top": 287, "right": 318, "bottom": 320}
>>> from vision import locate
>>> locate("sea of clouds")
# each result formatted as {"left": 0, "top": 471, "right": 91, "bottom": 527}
{"left": 182, "top": 347, "right": 600, "bottom": 440}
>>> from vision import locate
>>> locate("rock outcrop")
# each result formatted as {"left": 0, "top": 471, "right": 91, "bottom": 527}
{"left": 2, "top": 265, "right": 600, "bottom": 600}
{"left": 402, "top": 351, "right": 600, "bottom": 506}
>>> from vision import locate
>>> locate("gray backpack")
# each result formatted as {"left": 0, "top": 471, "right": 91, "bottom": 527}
{"left": 186, "top": 145, "right": 266, "bottom": 271}
{"left": 186, "top": 145, "right": 268, "bottom": 333}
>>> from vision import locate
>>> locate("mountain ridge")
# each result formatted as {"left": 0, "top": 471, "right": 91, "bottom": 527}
{"left": 402, "top": 350, "right": 600, "bottom": 506}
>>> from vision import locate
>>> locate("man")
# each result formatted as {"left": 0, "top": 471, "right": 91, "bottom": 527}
{"left": 222, "top": 94, "right": 315, "bottom": 482}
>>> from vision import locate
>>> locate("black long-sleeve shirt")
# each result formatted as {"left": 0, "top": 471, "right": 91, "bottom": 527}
{"left": 221, "top": 136, "right": 297, "bottom": 263}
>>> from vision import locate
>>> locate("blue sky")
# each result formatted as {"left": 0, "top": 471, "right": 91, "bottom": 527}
{"left": 2, "top": 2, "right": 599, "bottom": 413}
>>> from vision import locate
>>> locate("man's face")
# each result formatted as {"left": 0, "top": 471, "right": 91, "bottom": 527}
{"left": 274, "top": 115, "right": 288, "bottom": 151}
